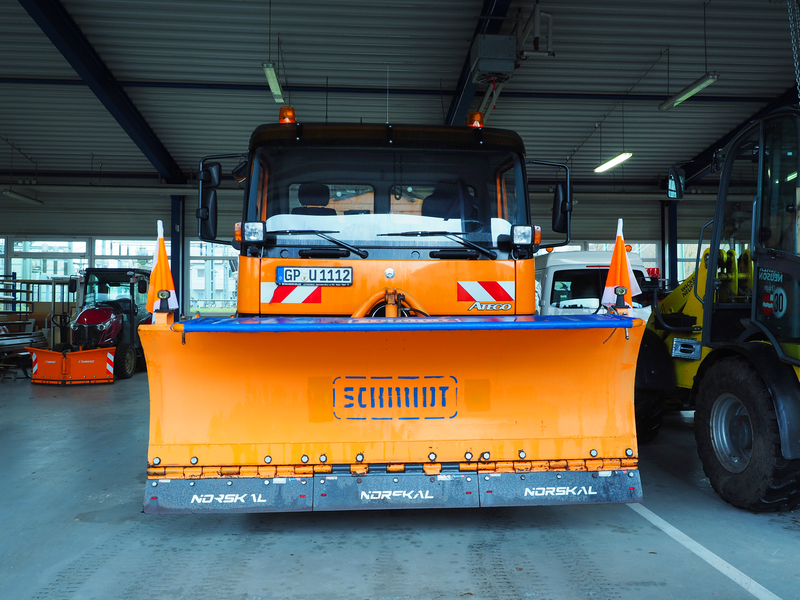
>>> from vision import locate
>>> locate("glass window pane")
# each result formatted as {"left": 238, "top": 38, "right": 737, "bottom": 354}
{"left": 94, "top": 258, "right": 154, "bottom": 270}
{"left": 189, "top": 258, "right": 238, "bottom": 314}
{"left": 586, "top": 243, "right": 614, "bottom": 252}
{"left": 95, "top": 239, "right": 164, "bottom": 257}
{"left": 11, "top": 257, "right": 87, "bottom": 280}
{"left": 12, "top": 240, "right": 86, "bottom": 253}
{"left": 760, "top": 116, "right": 800, "bottom": 254}
{"left": 189, "top": 241, "right": 239, "bottom": 257}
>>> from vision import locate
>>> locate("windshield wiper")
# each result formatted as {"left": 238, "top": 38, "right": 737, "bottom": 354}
{"left": 267, "top": 230, "right": 368, "bottom": 258}
{"left": 378, "top": 231, "right": 497, "bottom": 259}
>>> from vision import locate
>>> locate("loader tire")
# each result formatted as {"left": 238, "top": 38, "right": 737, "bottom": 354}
{"left": 634, "top": 390, "right": 663, "bottom": 444}
{"left": 114, "top": 342, "right": 136, "bottom": 380}
{"left": 695, "top": 357, "right": 800, "bottom": 512}
{"left": 53, "top": 343, "right": 72, "bottom": 353}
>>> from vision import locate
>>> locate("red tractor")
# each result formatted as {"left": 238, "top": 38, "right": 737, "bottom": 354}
{"left": 56, "top": 268, "right": 151, "bottom": 379}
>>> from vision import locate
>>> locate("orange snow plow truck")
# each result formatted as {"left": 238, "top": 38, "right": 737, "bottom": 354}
{"left": 140, "top": 110, "right": 645, "bottom": 514}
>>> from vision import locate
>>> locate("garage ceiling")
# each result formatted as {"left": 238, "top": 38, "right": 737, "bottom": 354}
{"left": 0, "top": 0, "right": 795, "bottom": 238}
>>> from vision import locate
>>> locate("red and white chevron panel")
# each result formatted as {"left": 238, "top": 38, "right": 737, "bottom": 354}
{"left": 261, "top": 282, "right": 322, "bottom": 304}
{"left": 31, "top": 352, "right": 38, "bottom": 376}
{"left": 457, "top": 281, "right": 515, "bottom": 302}
{"left": 107, "top": 352, "right": 114, "bottom": 376}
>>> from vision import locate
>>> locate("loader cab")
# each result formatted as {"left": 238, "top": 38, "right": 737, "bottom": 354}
{"left": 705, "top": 108, "right": 800, "bottom": 362}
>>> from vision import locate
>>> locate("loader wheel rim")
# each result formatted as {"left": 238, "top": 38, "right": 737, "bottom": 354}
{"left": 710, "top": 392, "right": 753, "bottom": 473}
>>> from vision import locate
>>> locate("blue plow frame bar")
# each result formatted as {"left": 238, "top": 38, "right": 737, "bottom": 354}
{"left": 179, "top": 314, "right": 637, "bottom": 334}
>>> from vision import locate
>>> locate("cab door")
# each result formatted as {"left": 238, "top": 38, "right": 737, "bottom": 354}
{"left": 752, "top": 112, "right": 800, "bottom": 356}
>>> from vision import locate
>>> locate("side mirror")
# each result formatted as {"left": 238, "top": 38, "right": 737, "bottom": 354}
{"left": 137, "top": 279, "right": 148, "bottom": 295}
{"left": 668, "top": 166, "right": 685, "bottom": 199}
{"left": 199, "top": 162, "right": 222, "bottom": 188}
{"left": 197, "top": 188, "right": 218, "bottom": 240}
{"left": 232, "top": 160, "right": 249, "bottom": 184}
{"left": 68, "top": 278, "right": 77, "bottom": 294}
{"left": 552, "top": 183, "right": 573, "bottom": 234}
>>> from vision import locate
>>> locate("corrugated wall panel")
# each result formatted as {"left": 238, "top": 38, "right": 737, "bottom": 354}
{"left": 531, "top": 192, "right": 718, "bottom": 242}
{"left": 123, "top": 88, "right": 452, "bottom": 172}
{"left": 63, "top": 0, "right": 480, "bottom": 88}
{"left": 0, "top": 83, "right": 157, "bottom": 173}
{"left": 0, "top": 1, "right": 80, "bottom": 79}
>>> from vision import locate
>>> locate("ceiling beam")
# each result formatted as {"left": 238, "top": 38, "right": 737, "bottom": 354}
{"left": 445, "top": 0, "right": 513, "bottom": 126}
{"left": 0, "top": 77, "right": 778, "bottom": 105}
{"left": 684, "top": 87, "right": 799, "bottom": 184}
{"left": 17, "top": 0, "right": 184, "bottom": 184}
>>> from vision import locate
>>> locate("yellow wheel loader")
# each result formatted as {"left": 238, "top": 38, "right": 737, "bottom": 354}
{"left": 635, "top": 107, "right": 800, "bottom": 511}
{"left": 140, "top": 109, "right": 645, "bottom": 514}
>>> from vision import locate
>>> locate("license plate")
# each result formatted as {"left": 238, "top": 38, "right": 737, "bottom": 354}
{"left": 276, "top": 266, "right": 353, "bottom": 286}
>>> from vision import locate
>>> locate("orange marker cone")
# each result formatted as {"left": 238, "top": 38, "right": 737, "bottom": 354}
{"left": 601, "top": 218, "right": 642, "bottom": 310}
{"left": 146, "top": 220, "right": 179, "bottom": 321}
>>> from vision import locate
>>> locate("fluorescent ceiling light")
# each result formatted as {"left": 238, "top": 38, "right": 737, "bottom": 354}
{"left": 786, "top": 171, "right": 797, "bottom": 182}
{"left": 262, "top": 61, "right": 284, "bottom": 103}
{"left": 594, "top": 152, "right": 632, "bottom": 173}
{"left": 3, "top": 189, "right": 43, "bottom": 205}
{"left": 658, "top": 72, "right": 719, "bottom": 111}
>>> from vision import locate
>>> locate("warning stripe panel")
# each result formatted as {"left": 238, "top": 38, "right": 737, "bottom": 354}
{"left": 261, "top": 282, "right": 322, "bottom": 304}
{"left": 457, "top": 281, "right": 515, "bottom": 302}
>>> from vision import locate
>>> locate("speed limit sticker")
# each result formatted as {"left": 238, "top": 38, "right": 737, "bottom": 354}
{"left": 764, "top": 289, "right": 787, "bottom": 318}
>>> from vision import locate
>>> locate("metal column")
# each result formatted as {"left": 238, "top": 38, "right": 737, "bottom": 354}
{"left": 170, "top": 195, "right": 185, "bottom": 311}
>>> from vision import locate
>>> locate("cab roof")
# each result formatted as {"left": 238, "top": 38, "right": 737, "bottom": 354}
{"left": 535, "top": 251, "right": 646, "bottom": 269}
{"left": 249, "top": 123, "right": 525, "bottom": 155}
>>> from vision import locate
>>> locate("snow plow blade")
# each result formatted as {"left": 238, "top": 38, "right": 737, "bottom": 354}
{"left": 140, "top": 313, "right": 644, "bottom": 513}
{"left": 27, "top": 347, "right": 115, "bottom": 385}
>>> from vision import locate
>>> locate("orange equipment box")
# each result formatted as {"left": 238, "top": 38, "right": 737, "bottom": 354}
{"left": 26, "top": 347, "right": 115, "bottom": 385}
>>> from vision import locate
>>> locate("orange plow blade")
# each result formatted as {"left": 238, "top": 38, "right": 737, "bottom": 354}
{"left": 140, "top": 314, "right": 644, "bottom": 513}
{"left": 27, "top": 347, "right": 115, "bottom": 385}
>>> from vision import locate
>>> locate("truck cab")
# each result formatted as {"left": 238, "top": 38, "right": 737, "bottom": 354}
{"left": 535, "top": 250, "right": 652, "bottom": 320}
{"left": 205, "top": 122, "right": 548, "bottom": 318}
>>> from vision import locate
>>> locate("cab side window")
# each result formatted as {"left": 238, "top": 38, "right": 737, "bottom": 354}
{"left": 760, "top": 116, "right": 800, "bottom": 256}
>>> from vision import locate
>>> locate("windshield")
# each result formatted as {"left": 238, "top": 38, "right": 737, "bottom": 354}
{"left": 84, "top": 272, "right": 147, "bottom": 309}
{"left": 246, "top": 147, "right": 527, "bottom": 257}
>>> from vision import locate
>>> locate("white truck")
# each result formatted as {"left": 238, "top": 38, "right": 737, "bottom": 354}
{"left": 535, "top": 250, "right": 653, "bottom": 320}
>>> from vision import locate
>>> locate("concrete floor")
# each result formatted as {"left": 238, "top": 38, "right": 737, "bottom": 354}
{"left": 1, "top": 373, "right": 799, "bottom": 600}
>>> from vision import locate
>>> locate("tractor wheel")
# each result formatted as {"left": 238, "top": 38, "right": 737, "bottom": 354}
{"left": 114, "top": 342, "right": 136, "bottom": 380}
{"left": 634, "top": 390, "right": 663, "bottom": 444}
{"left": 695, "top": 356, "right": 800, "bottom": 511}
{"left": 52, "top": 342, "right": 72, "bottom": 353}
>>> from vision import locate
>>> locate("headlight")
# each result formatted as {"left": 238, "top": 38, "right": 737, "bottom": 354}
{"left": 243, "top": 221, "right": 266, "bottom": 242}
{"left": 70, "top": 323, "right": 79, "bottom": 330}
{"left": 96, "top": 323, "right": 106, "bottom": 331}
{"left": 511, "top": 225, "right": 533, "bottom": 245}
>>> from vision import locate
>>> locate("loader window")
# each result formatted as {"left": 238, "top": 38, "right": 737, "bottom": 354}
{"left": 760, "top": 115, "right": 800, "bottom": 256}
{"left": 752, "top": 114, "right": 800, "bottom": 345}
